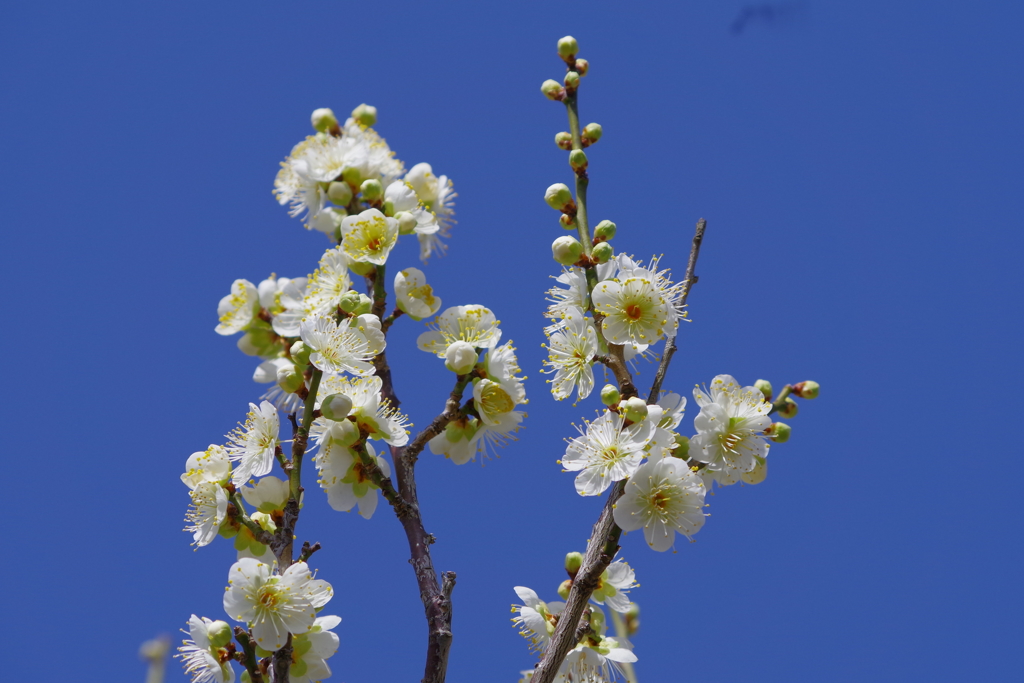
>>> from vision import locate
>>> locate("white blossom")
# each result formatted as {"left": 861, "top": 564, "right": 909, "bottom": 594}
{"left": 176, "top": 615, "right": 235, "bottom": 683}
{"left": 299, "top": 313, "right": 383, "bottom": 377}
{"left": 240, "top": 475, "right": 290, "bottom": 514}
{"left": 417, "top": 305, "right": 501, "bottom": 356}
{"left": 312, "top": 374, "right": 410, "bottom": 446}
{"left": 315, "top": 440, "right": 390, "bottom": 519}
{"left": 543, "top": 306, "right": 597, "bottom": 402}
{"left": 222, "top": 559, "right": 333, "bottom": 652}
{"left": 289, "top": 614, "right": 341, "bottom": 683}
{"left": 614, "top": 254, "right": 687, "bottom": 332}
{"left": 184, "top": 482, "right": 228, "bottom": 548}
{"left": 592, "top": 276, "right": 670, "bottom": 346}
{"left": 562, "top": 411, "right": 655, "bottom": 496}
{"left": 691, "top": 374, "right": 772, "bottom": 486}
{"left": 215, "top": 279, "right": 259, "bottom": 336}
{"left": 614, "top": 457, "right": 706, "bottom": 550}
{"left": 225, "top": 401, "right": 281, "bottom": 486}
{"left": 182, "top": 445, "right": 232, "bottom": 490}
{"left": 340, "top": 208, "right": 399, "bottom": 266}
{"left": 590, "top": 559, "right": 638, "bottom": 613}
{"left": 394, "top": 267, "right": 442, "bottom": 320}
{"left": 512, "top": 586, "right": 564, "bottom": 654}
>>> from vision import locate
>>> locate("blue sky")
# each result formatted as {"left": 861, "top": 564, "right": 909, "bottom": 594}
{"left": 2, "top": 2, "right": 1022, "bottom": 681}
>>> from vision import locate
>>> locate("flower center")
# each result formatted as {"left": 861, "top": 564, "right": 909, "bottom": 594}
{"left": 625, "top": 303, "right": 644, "bottom": 321}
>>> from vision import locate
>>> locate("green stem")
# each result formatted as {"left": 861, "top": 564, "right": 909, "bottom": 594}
{"left": 769, "top": 384, "right": 793, "bottom": 416}
{"left": 229, "top": 493, "right": 273, "bottom": 546}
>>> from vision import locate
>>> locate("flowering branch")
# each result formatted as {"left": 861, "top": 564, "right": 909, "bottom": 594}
{"left": 233, "top": 627, "right": 265, "bottom": 683}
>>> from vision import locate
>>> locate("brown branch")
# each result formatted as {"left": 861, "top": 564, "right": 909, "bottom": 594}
{"left": 532, "top": 482, "right": 627, "bottom": 683}
{"left": 647, "top": 217, "right": 707, "bottom": 403}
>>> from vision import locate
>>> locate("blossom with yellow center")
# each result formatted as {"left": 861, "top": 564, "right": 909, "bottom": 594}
{"left": 592, "top": 276, "right": 670, "bottom": 346}
{"left": 690, "top": 374, "right": 773, "bottom": 486}
{"left": 215, "top": 279, "right": 259, "bottom": 336}
{"left": 562, "top": 410, "right": 655, "bottom": 496}
{"left": 417, "top": 304, "right": 502, "bottom": 356}
{"left": 340, "top": 208, "right": 399, "bottom": 265}
{"left": 394, "top": 267, "right": 442, "bottom": 320}
{"left": 613, "top": 457, "right": 706, "bottom": 551}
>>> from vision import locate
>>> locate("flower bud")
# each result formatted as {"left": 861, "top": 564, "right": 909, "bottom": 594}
{"left": 545, "top": 183, "right": 574, "bottom": 211}
{"left": 624, "top": 603, "right": 640, "bottom": 636}
{"left": 600, "top": 384, "right": 620, "bottom": 406}
{"left": 251, "top": 511, "right": 276, "bottom": 532}
{"left": 622, "top": 396, "right": 648, "bottom": 422}
{"left": 311, "top": 108, "right": 337, "bottom": 133}
{"left": 592, "top": 241, "right": 613, "bottom": 263}
{"left": 588, "top": 608, "right": 605, "bottom": 631}
{"left": 348, "top": 260, "right": 375, "bottom": 277}
{"left": 360, "top": 178, "right": 383, "bottom": 202}
{"left": 339, "top": 290, "right": 372, "bottom": 315}
{"left": 557, "top": 36, "right": 579, "bottom": 59}
{"left": 765, "top": 421, "right": 791, "bottom": 443}
{"left": 557, "top": 579, "right": 573, "bottom": 600}
{"left": 792, "top": 380, "right": 820, "bottom": 399}
{"left": 351, "top": 103, "right": 377, "bottom": 127}
{"left": 754, "top": 379, "right": 773, "bottom": 401}
{"left": 541, "top": 79, "right": 565, "bottom": 101}
{"left": 564, "top": 551, "right": 584, "bottom": 576}
{"left": 445, "top": 340, "right": 478, "bottom": 375}
{"left": 277, "top": 366, "right": 304, "bottom": 393}
{"left": 559, "top": 214, "right": 577, "bottom": 231}
{"left": 564, "top": 71, "right": 580, "bottom": 89}
{"left": 741, "top": 458, "right": 768, "bottom": 485}
{"left": 555, "top": 131, "right": 573, "bottom": 150}
{"left": 593, "top": 220, "right": 616, "bottom": 241}
{"left": 328, "top": 418, "right": 359, "bottom": 447}
{"left": 395, "top": 211, "right": 418, "bottom": 235}
{"left": 289, "top": 340, "right": 311, "bottom": 366}
{"left": 778, "top": 397, "right": 799, "bottom": 419}
{"left": 552, "top": 236, "right": 584, "bottom": 266}
{"left": 327, "top": 181, "right": 352, "bottom": 207}
{"left": 321, "top": 393, "right": 354, "bottom": 421}
{"left": 206, "top": 620, "right": 233, "bottom": 649}
{"left": 582, "top": 123, "right": 603, "bottom": 143}
{"left": 575, "top": 59, "right": 589, "bottom": 76}
{"left": 672, "top": 433, "right": 690, "bottom": 458}
{"left": 568, "top": 148, "right": 588, "bottom": 171}
{"left": 340, "top": 169, "right": 362, "bottom": 189}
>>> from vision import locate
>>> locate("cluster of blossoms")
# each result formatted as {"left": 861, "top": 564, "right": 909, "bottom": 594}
{"left": 179, "top": 103, "right": 527, "bottom": 683}
{"left": 512, "top": 36, "right": 820, "bottom": 682}
{"left": 513, "top": 556, "right": 638, "bottom": 682}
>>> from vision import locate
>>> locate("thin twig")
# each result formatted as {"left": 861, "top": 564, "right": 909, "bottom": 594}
{"left": 647, "top": 218, "right": 706, "bottom": 403}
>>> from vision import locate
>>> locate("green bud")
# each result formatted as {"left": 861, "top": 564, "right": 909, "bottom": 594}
{"left": 557, "top": 579, "right": 573, "bottom": 600}
{"left": 321, "top": 393, "right": 353, "bottom": 421}
{"left": 327, "top": 181, "right": 352, "bottom": 207}
{"left": 588, "top": 608, "right": 605, "bottom": 631}
{"left": 360, "top": 178, "right": 383, "bottom": 202}
{"left": 290, "top": 341, "right": 311, "bottom": 366}
{"left": 583, "top": 123, "right": 603, "bottom": 143}
{"left": 395, "top": 211, "right": 418, "bottom": 235}
{"left": 564, "top": 551, "right": 584, "bottom": 576}
{"left": 204, "top": 620, "right": 232, "bottom": 649}
{"left": 592, "top": 241, "right": 613, "bottom": 263}
{"left": 328, "top": 417, "right": 359, "bottom": 446}
{"left": 622, "top": 396, "right": 649, "bottom": 422}
{"left": 351, "top": 103, "right": 377, "bottom": 127}
{"left": 338, "top": 290, "right": 364, "bottom": 313}
{"left": 741, "top": 457, "right": 768, "bottom": 485}
{"left": 568, "top": 148, "right": 588, "bottom": 171}
{"left": 792, "top": 380, "right": 820, "bottom": 399}
{"left": 541, "top": 79, "right": 565, "bottom": 100}
{"left": 341, "top": 166, "right": 362, "bottom": 186}
{"left": 544, "top": 183, "right": 574, "bottom": 211}
{"left": 766, "top": 421, "right": 791, "bottom": 443}
{"left": 594, "top": 220, "right": 616, "bottom": 241}
{"left": 557, "top": 36, "right": 579, "bottom": 59}
{"left": 555, "top": 131, "right": 573, "bottom": 150}
{"left": 600, "top": 384, "right": 620, "bottom": 406}
{"left": 311, "top": 108, "right": 337, "bottom": 133}
{"left": 559, "top": 213, "right": 577, "bottom": 231}
{"left": 575, "top": 59, "right": 589, "bottom": 76}
{"left": 552, "top": 236, "right": 584, "bottom": 266}
{"left": 564, "top": 71, "right": 580, "bottom": 89}
{"left": 672, "top": 433, "right": 690, "bottom": 458}
{"left": 276, "top": 366, "right": 304, "bottom": 394}
{"left": 778, "top": 397, "right": 799, "bottom": 419}
{"left": 754, "top": 379, "right": 773, "bottom": 401}
{"left": 348, "top": 260, "right": 375, "bottom": 277}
